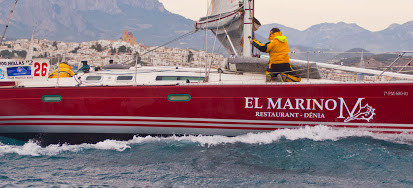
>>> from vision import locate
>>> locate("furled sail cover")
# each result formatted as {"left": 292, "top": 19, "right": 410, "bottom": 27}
{"left": 195, "top": 0, "right": 261, "bottom": 56}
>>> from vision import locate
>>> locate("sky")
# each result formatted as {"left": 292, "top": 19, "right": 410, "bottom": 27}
{"left": 158, "top": 0, "right": 413, "bottom": 31}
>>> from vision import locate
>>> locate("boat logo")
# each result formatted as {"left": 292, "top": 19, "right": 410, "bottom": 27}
{"left": 0, "top": 68, "right": 4, "bottom": 80}
{"left": 338, "top": 98, "right": 376, "bottom": 123}
{"left": 343, "top": 104, "right": 376, "bottom": 122}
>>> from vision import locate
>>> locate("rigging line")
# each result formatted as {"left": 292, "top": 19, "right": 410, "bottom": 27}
{"left": 140, "top": 30, "right": 196, "bottom": 57}
{"left": 397, "top": 57, "right": 413, "bottom": 73}
{"left": 206, "top": 6, "right": 242, "bottom": 78}
{"left": 217, "top": 15, "right": 238, "bottom": 55}
{"left": 195, "top": 1, "right": 214, "bottom": 81}
{"left": 213, "top": 5, "right": 241, "bottom": 54}
{"left": 207, "top": 0, "right": 213, "bottom": 16}
{"left": 0, "top": 0, "right": 18, "bottom": 46}
{"left": 202, "top": 0, "right": 213, "bottom": 80}
{"left": 211, "top": 13, "right": 222, "bottom": 54}
{"left": 206, "top": 12, "right": 223, "bottom": 78}
{"left": 378, "top": 52, "right": 406, "bottom": 78}
{"left": 129, "top": 30, "right": 196, "bottom": 78}
{"left": 204, "top": 29, "right": 208, "bottom": 78}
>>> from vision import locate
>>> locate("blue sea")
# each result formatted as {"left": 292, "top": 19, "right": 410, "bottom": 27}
{"left": 0, "top": 126, "right": 412, "bottom": 187}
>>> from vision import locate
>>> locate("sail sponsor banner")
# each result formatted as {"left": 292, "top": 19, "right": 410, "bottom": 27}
{"left": 0, "top": 59, "right": 50, "bottom": 81}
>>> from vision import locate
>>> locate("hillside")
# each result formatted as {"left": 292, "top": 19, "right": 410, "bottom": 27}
{"left": 0, "top": 0, "right": 210, "bottom": 50}
{"left": 0, "top": 0, "right": 412, "bottom": 52}
{"left": 256, "top": 22, "right": 413, "bottom": 52}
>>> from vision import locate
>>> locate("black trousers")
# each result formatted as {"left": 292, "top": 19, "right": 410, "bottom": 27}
{"left": 267, "top": 63, "right": 299, "bottom": 77}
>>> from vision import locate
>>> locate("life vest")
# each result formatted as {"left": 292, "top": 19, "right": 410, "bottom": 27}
{"left": 48, "top": 63, "right": 75, "bottom": 78}
{"left": 252, "top": 31, "right": 290, "bottom": 65}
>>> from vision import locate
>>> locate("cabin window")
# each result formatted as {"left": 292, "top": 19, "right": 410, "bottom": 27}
{"left": 156, "top": 76, "right": 178, "bottom": 81}
{"left": 156, "top": 76, "right": 205, "bottom": 81}
{"left": 117, "top": 76, "right": 133, "bottom": 81}
{"left": 85, "top": 76, "right": 102, "bottom": 81}
{"left": 42, "top": 95, "right": 62, "bottom": 102}
{"left": 180, "top": 76, "right": 204, "bottom": 81}
{"left": 168, "top": 94, "right": 191, "bottom": 102}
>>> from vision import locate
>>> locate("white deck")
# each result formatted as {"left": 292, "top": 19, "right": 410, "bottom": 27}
{"left": 11, "top": 66, "right": 412, "bottom": 88}
{"left": 12, "top": 66, "right": 333, "bottom": 88}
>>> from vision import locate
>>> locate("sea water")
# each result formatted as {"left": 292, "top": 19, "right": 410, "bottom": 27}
{"left": 0, "top": 126, "right": 412, "bottom": 187}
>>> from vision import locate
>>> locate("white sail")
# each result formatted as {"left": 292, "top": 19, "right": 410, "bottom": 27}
{"left": 197, "top": 0, "right": 242, "bottom": 30}
{"left": 195, "top": 0, "right": 261, "bottom": 56}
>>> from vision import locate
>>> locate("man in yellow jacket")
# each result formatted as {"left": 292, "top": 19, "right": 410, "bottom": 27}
{"left": 250, "top": 28, "right": 301, "bottom": 82}
{"left": 48, "top": 62, "right": 75, "bottom": 78}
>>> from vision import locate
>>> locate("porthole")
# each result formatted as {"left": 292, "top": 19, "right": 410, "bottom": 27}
{"left": 42, "top": 95, "right": 62, "bottom": 102}
{"left": 85, "top": 76, "right": 102, "bottom": 81}
{"left": 168, "top": 94, "right": 191, "bottom": 102}
{"left": 117, "top": 76, "right": 133, "bottom": 81}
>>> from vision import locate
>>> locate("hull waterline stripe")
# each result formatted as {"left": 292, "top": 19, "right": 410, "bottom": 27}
{"left": 0, "top": 121, "right": 309, "bottom": 129}
{"left": 3, "top": 118, "right": 413, "bottom": 128}
{"left": 0, "top": 125, "right": 411, "bottom": 134}
{"left": 0, "top": 116, "right": 412, "bottom": 128}
{"left": 0, "top": 124, "right": 297, "bottom": 131}
{"left": 1, "top": 121, "right": 413, "bottom": 130}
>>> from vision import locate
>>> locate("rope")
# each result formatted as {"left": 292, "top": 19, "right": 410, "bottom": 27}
{"left": 0, "top": 0, "right": 18, "bottom": 46}
{"left": 202, "top": 6, "right": 211, "bottom": 80}
{"left": 140, "top": 30, "right": 197, "bottom": 57}
{"left": 205, "top": 5, "right": 243, "bottom": 79}
{"left": 205, "top": 12, "right": 224, "bottom": 79}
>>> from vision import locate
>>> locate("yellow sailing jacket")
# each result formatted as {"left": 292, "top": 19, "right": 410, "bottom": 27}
{"left": 48, "top": 63, "right": 75, "bottom": 78}
{"left": 252, "top": 31, "right": 290, "bottom": 65}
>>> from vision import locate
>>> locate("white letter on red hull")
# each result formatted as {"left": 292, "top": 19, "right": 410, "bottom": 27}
{"left": 245, "top": 97, "right": 254, "bottom": 109}
{"left": 254, "top": 98, "right": 263, "bottom": 109}
{"left": 267, "top": 98, "right": 282, "bottom": 109}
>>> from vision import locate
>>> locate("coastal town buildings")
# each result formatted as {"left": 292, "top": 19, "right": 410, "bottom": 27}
{"left": 0, "top": 38, "right": 407, "bottom": 82}
{"left": 0, "top": 38, "right": 227, "bottom": 70}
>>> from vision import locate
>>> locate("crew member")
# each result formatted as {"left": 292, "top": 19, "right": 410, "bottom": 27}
{"left": 250, "top": 28, "right": 301, "bottom": 82}
{"left": 77, "top": 60, "right": 90, "bottom": 73}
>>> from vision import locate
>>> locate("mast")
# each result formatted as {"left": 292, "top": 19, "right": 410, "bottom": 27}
{"left": 0, "top": 0, "right": 18, "bottom": 46}
{"left": 242, "top": 0, "right": 253, "bottom": 57}
{"left": 357, "top": 51, "right": 365, "bottom": 81}
{"left": 26, "top": 23, "right": 37, "bottom": 60}
{"left": 195, "top": 0, "right": 260, "bottom": 56}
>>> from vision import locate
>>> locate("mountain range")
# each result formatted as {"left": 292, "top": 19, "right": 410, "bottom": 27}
{"left": 1, "top": 0, "right": 412, "bottom": 52}
{"left": 256, "top": 22, "right": 413, "bottom": 52}
{"left": 0, "top": 0, "right": 207, "bottom": 49}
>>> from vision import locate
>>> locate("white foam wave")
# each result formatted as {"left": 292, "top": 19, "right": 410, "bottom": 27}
{"left": 0, "top": 126, "right": 412, "bottom": 156}
{"left": 154, "top": 126, "right": 413, "bottom": 146}
{"left": 0, "top": 139, "right": 132, "bottom": 157}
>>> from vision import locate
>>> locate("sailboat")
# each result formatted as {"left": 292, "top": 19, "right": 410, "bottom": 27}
{"left": 0, "top": 0, "right": 412, "bottom": 145}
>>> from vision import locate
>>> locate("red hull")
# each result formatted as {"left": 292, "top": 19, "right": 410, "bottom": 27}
{"left": 0, "top": 83, "right": 412, "bottom": 139}
{"left": 0, "top": 82, "right": 15, "bottom": 87}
